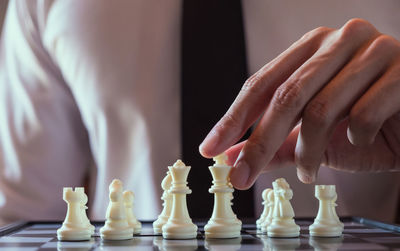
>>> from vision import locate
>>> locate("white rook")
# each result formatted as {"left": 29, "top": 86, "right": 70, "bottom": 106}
{"left": 57, "top": 187, "right": 94, "bottom": 241}
{"left": 309, "top": 185, "right": 343, "bottom": 237}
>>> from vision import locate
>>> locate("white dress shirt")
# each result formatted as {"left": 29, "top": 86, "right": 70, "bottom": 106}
{"left": 0, "top": 0, "right": 399, "bottom": 224}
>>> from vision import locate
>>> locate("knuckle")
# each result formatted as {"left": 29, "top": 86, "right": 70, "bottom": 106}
{"left": 369, "top": 34, "right": 397, "bottom": 53}
{"left": 271, "top": 81, "right": 304, "bottom": 113}
{"left": 341, "top": 18, "right": 374, "bottom": 39}
{"left": 304, "top": 26, "right": 331, "bottom": 39}
{"left": 241, "top": 72, "right": 264, "bottom": 93}
{"left": 303, "top": 99, "right": 331, "bottom": 128}
{"left": 301, "top": 26, "right": 332, "bottom": 43}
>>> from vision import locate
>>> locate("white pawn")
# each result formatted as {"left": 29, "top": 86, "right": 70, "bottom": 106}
{"left": 76, "top": 187, "right": 95, "bottom": 236}
{"left": 162, "top": 160, "right": 198, "bottom": 239}
{"left": 309, "top": 185, "right": 344, "bottom": 237}
{"left": 123, "top": 190, "right": 142, "bottom": 234}
{"left": 204, "top": 153, "right": 242, "bottom": 239}
{"left": 153, "top": 171, "right": 173, "bottom": 234}
{"left": 267, "top": 178, "right": 300, "bottom": 238}
{"left": 100, "top": 179, "right": 133, "bottom": 240}
{"left": 57, "top": 187, "right": 93, "bottom": 241}
{"left": 260, "top": 189, "right": 275, "bottom": 233}
{"left": 256, "top": 188, "right": 272, "bottom": 229}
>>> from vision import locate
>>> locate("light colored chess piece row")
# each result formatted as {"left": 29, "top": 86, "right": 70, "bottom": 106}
{"left": 256, "top": 182, "right": 343, "bottom": 237}
{"left": 57, "top": 179, "right": 142, "bottom": 241}
{"left": 153, "top": 154, "right": 242, "bottom": 239}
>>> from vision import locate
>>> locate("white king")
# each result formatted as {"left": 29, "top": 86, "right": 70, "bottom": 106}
{"left": 204, "top": 153, "right": 242, "bottom": 238}
{"left": 162, "top": 160, "right": 198, "bottom": 239}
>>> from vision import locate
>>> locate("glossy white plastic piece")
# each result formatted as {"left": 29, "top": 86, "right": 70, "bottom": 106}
{"left": 57, "top": 187, "right": 94, "bottom": 241}
{"left": 100, "top": 179, "right": 134, "bottom": 240}
{"left": 309, "top": 185, "right": 344, "bottom": 237}
{"left": 153, "top": 171, "right": 173, "bottom": 234}
{"left": 204, "top": 153, "right": 242, "bottom": 239}
{"left": 267, "top": 178, "right": 300, "bottom": 238}
{"left": 162, "top": 160, "right": 198, "bottom": 239}
{"left": 260, "top": 188, "right": 274, "bottom": 233}
{"left": 256, "top": 188, "right": 272, "bottom": 229}
{"left": 123, "top": 190, "right": 142, "bottom": 234}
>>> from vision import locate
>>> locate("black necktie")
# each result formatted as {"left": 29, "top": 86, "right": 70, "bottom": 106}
{"left": 181, "top": 0, "right": 254, "bottom": 219}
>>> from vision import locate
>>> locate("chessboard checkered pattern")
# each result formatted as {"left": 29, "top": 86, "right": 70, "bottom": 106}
{"left": 0, "top": 218, "right": 398, "bottom": 250}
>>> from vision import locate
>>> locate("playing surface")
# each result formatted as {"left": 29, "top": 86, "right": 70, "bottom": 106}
{"left": 0, "top": 218, "right": 399, "bottom": 250}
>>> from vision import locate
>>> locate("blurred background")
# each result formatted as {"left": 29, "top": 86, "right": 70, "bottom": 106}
{"left": 0, "top": 1, "right": 7, "bottom": 32}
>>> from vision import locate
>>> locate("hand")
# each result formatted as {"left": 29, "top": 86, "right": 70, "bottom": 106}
{"left": 199, "top": 18, "right": 400, "bottom": 189}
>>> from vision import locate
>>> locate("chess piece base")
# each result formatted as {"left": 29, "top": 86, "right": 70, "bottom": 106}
{"left": 88, "top": 224, "right": 95, "bottom": 236}
{"left": 153, "top": 215, "right": 169, "bottom": 234}
{"left": 57, "top": 226, "right": 92, "bottom": 241}
{"left": 204, "top": 219, "right": 241, "bottom": 239}
{"left": 260, "top": 218, "right": 272, "bottom": 233}
{"left": 100, "top": 225, "right": 134, "bottom": 240}
{"left": 309, "top": 221, "right": 343, "bottom": 237}
{"left": 162, "top": 222, "right": 198, "bottom": 239}
{"left": 128, "top": 221, "right": 142, "bottom": 234}
{"left": 267, "top": 219, "right": 300, "bottom": 238}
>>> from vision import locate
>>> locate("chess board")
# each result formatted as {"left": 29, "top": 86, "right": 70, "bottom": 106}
{"left": 0, "top": 217, "right": 399, "bottom": 250}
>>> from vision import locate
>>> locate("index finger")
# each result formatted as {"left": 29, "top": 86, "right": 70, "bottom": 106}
{"left": 199, "top": 27, "right": 331, "bottom": 158}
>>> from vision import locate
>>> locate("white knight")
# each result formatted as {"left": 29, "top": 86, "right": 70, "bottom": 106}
{"left": 267, "top": 178, "right": 300, "bottom": 238}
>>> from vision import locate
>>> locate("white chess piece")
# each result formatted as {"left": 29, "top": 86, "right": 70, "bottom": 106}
{"left": 153, "top": 171, "right": 173, "bottom": 234}
{"left": 123, "top": 190, "right": 142, "bottom": 234}
{"left": 57, "top": 187, "right": 93, "bottom": 241}
{"left": 162, "top": 160, "right": 198, "bottom": 239}
{"left": 100, "top": 179, "right": 134, "bottom": 240}
{"left": 204, "top": 153, "right": 242, "bottom": 239}
{"left": 309, "top": 185, "right": 344, "bottom": 237}
{"left": 256, "top": 188, "right": 272, "bottom": 229}
{"left": 75, "top": 187, "right": 95, "bottom": 236}
{"left": 260, "top": 189, "right": 274, "bottom": 233}
{"left": 267, "top": 178, "right": 300, "bottom": 238}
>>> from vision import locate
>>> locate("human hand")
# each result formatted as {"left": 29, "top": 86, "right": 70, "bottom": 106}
{"left": 199, "top": 18, "right": 400, "bottom": 189}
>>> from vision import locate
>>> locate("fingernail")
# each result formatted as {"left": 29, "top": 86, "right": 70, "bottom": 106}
{"left": 230, "top": 153, "right": 250, "bottom": 189}
{"left": 297, "top": 169, "right": 315, "bottom": 184}
{"left": 199, "top": 128, "right": 220, "bottom": 157}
